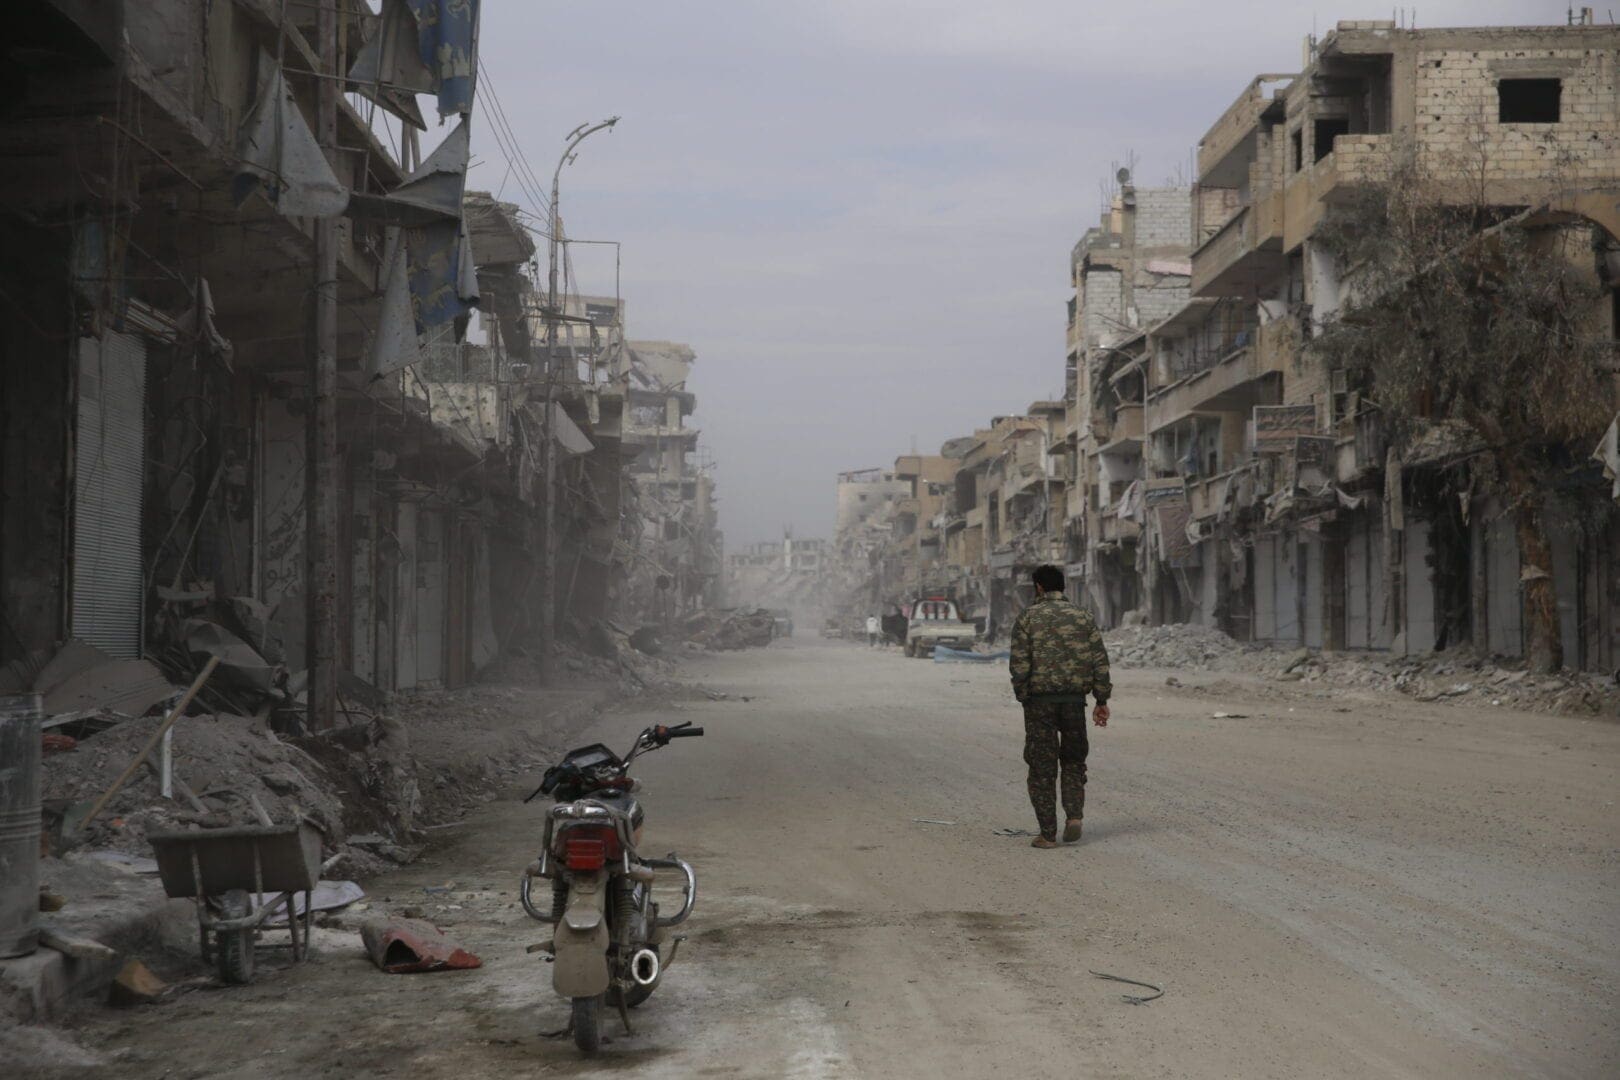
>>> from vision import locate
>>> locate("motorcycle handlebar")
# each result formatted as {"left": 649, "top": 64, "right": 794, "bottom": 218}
{"left": 669, "top": 726, "right": 704, "bottom": 738}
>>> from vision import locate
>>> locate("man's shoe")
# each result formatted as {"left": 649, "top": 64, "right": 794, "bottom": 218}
{"left": 1062, "top": 818, "right": 1083, "bottom": 843}
{"left": 1030, "top": 836, "right": 1060, "bottom": 849}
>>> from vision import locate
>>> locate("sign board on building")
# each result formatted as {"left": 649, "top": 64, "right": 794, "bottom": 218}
{"left": 1253, "top": 404, "right": 1317, "bottom": 454}
{"left": 1294, "top": 436, "right": 1337, "bottom": 469}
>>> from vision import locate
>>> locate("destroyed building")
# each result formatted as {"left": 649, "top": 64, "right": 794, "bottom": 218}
{"left": 725, "top": 533, "right": 828, "bottom": 615}
{"left": 618, "top": 341, "right": 724, "bottom": 623}
{"left": 844, "top": 17, "right": 1620, "bottom": 671}
{"left": 0, "top": 1, "right": 719, "bottom": 717}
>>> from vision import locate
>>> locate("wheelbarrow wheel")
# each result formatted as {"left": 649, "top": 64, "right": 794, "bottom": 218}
{"left": 217, "top": 889, "right": 256, "bottom": 985}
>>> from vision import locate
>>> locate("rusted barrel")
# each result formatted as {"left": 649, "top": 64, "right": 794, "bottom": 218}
{"left": 0, "top": 693, "right": 42, "bottom": 958}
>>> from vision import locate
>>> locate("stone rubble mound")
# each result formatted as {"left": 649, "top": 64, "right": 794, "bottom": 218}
{"left": 1104, "top": 623, "right": 1256, "bottom": 671}
{"left": 1102, "top": 621, "right": 1620, "bottom": 717}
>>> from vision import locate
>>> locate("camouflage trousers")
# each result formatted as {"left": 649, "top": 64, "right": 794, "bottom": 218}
{"left": 1022, "top": 701, "right": 1089, "bottom": 841}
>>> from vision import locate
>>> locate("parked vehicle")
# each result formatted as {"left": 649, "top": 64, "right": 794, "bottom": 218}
{"left": 903, "top": 596, "right": 977, "bottom": 657}
{"left": 520, "top": 723, "right": 703, "bottom": 1053}
{"left": 819, "top": 618, "right": 844, "bottom": 639}
{"left": 769, "top": 609, "right": 795, "bottom": 637}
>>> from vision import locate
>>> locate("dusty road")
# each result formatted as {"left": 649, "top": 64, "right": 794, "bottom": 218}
{"left": 42, "top": 636, "right": 1620, "bottom": 1079}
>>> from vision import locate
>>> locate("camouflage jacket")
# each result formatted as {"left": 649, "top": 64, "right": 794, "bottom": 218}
{"left": 1009, "top": 593, "right": 1111, "bottom": 705}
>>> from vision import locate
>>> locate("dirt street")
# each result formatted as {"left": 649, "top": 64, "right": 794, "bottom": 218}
{"left": 35, "top": 637, "right": 1620, "bottom": 1079}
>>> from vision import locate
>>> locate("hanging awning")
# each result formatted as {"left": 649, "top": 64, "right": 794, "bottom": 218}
{"left": 233, "top": 54, "right": 349, "bottom": 218}
{"left": 551, "top": 403, "right": 594, "bottom": 457}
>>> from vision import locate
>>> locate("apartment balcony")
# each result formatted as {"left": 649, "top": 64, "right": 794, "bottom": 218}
{"left": 1099, "top": 513, "right": 1140, "bottom": 544}
{"left": 1099, "top": 404, "right": 1143, "bottom": 449}
{"left": 1198, "top": 75, "right": 1294, "bottom": 180}
{"left": 1186, "top": 468, "right": 1238, "bottom": 520}
{"left": 1191, "top": 196, "right": 1287, "bottom": 299}
{"left": 1147, "top": 320, "right": 1293, "bottom": 431}
{"left": 1283, "top": 135, "right": 1390, "bottom": 248}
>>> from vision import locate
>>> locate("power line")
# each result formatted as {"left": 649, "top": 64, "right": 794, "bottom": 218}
{"left": 474, "top": 57, "right": 552, "bottom": 221}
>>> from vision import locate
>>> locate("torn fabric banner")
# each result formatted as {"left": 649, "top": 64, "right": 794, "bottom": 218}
{"left": 347, "top": 0, "right": 435, "bottom": 129}
{"left": 405, "top": 0, "right": 481, "bottom": 118}
{"left": 406, "top": 218, "right": 479, "bottom": 331}
{"left": 233, "top": 55, "right": 348, "bottom": 218}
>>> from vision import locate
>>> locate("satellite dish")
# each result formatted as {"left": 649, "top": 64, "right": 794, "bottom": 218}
{"left": 1116, "top": 166, "right": 1132, "bottom": 185}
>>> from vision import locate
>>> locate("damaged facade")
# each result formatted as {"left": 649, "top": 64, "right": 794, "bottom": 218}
{"left": 843, "top": 17, "right": 1620, "bottom": 674}
{"left": 0, "top": 1, "right": 720, "bottom": 720}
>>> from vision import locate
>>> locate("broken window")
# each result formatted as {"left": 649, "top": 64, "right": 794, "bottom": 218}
{"left": 1498, "top": 78, "right": 1561, "bottom": 123}
{"left": 1313, "top": 117, "right": 1350, "bottom": 162}
{"left": 1291, "top": 129, "right": 1304, "bottom": 173}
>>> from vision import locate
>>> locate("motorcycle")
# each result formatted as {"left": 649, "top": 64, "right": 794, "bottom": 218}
{"left": 519, "top": 721, "right": 703, "bottom": 1053}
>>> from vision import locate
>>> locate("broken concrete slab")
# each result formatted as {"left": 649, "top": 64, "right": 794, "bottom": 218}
{"left": 33, "top": 639, "right": 176, "bottom": 719}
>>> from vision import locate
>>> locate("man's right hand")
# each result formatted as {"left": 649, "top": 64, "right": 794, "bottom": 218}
{"left": 1092, "top": 704, "right": 1110, "bottom": 727}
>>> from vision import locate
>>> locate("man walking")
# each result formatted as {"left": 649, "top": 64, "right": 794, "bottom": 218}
{"left": 1008, "top": 565, "right": 1111, "bottom": 849}
{"left": 866, "top": 614, "right": 880, "bottom": 647}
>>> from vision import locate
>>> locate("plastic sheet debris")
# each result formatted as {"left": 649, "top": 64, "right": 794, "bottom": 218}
{"left": 360, "top": 917, "right": 482, "bottom": 973}
{"left": 255, "top": 880, "right": 365, "bottom": 925}
{"left": 931, "top": 647, "right": 1011, "bottom": 663}
{"left": 83, "top": 851, "right": 160, "bottom": 875}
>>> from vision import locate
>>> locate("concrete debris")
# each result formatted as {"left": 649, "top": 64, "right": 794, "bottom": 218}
{"left": 1104, "top": 624, "right": 1254, "bottom": 670}
{"left": 682, "top": 608, "right": 777, "bottom": 651}
{"left": 1103, "top": 623, "right": 1620, "bottom": 717}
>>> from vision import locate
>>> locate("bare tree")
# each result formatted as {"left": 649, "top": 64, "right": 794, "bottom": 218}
{"left": 1311, "top": 149, "right": 1616, "bottom": 672}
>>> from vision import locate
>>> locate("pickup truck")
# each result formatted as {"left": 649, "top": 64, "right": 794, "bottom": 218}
{"left": 903, "top": 597, "right": 977, "bottom": 658}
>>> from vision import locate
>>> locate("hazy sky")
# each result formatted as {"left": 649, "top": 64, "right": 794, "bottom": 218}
{"left": 473, "top": 0, "right": 1560, "bottom": 548}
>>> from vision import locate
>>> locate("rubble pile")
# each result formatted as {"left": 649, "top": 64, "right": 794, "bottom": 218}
{"left": 681, "top": 608, "right": 777, "bottom": 651}
{"left": 1105, "top": 624, "right": 1259, "bottom": 671}
{"left": 1281, "top": 650, "right": 1620, "bottom": 717}
{"left": 1102, "top": 621, "right": 1619, "bottom": 717}
{"left": 42, "top": 712, "right": 355, "bottom": 856}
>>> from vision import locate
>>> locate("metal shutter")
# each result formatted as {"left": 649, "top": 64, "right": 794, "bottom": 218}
{"left": 71, "top": 332, "right": 146, "bottom": 658}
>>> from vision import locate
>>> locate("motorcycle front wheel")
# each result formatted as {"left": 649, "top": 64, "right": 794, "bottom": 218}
{"left": 572, "top": 994, "right": 602, "bottom": 1053}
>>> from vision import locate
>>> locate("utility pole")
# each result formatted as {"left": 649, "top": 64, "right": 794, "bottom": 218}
{"left": 538, "top": 117, "right": 618, "bottom": 683}
{"left": 306, "top": 0, "right": 340, "bottom": 730}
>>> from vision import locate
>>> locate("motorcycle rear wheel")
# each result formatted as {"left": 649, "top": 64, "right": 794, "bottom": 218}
{"left": 572, "top": 994, "right": 602, "bottom": 1053}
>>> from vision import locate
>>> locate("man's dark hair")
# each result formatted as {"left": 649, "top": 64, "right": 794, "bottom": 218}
{"left": 1032, "top": 564, "right": 1064, "bottom": 593}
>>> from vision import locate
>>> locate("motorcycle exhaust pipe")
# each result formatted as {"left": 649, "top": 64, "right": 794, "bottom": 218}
{"left": 630, "top": 947, "right": 661, "bottom": 987}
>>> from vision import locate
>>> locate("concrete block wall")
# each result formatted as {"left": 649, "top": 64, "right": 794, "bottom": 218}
{"left": 1414, "top": 47, "right": 1620, "bottom": 182}
{"left": 1135, "top": 187, "right": 1194, "bottom": 249}
{"left": 1135, "top": 274, "right": 1191, "bottom": 328}
{"left": 1081, "top": 269, "right": 1123, "bottom": 346}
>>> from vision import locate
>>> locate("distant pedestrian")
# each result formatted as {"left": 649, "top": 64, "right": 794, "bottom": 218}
{"left": 865, "top": 614, "right": 880, "bottom": 646}
{"left": 1008, "top": 565, "right": 1111, "bottom": 849}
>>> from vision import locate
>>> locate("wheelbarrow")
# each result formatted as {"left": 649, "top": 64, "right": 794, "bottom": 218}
{"left": 146, "top": 822, "right": 328, "bottom": 984}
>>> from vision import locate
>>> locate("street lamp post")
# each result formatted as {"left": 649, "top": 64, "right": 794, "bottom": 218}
{"left": 537, "top": 117, "right": 618, "bottom": 684}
